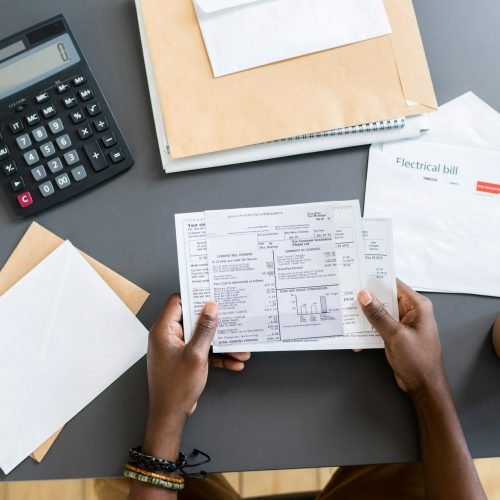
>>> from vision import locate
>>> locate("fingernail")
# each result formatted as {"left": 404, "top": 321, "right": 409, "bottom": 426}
{"left": 203, "top": 301, "right": 219, "bottom": 316}
{"left": 358, "top": 290, "right": 373, "bottom": 306}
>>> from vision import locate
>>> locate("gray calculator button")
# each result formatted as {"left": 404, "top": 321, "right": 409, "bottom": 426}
{"left": 47, "top": 157, "right": 63, "bottom": 173}
{"left": 38, "top": 180, "right": 55, "bottom": 198}
{"left": 56, "top": 134, "right": 72, "bottom": 150}
{"left": 71, "top": 165, "right": 87, "bottom": 182}
{"left": 55, "top": 172, "right": 71, "bottom": 189}
{"left": 32, "top": 126, "right": 48, "bottom": 143}
{"left": 31, "top": 165, "right": 47, "bottom": 181}
{"left": 24, "top": 149, "right": 40, "bottom": 166}
{"left": 40, "top": 141, "right": 56, "bottom": 158}
{"left": 48, "top": 118, "right": 64, "bottom": 135}
{"left": 16, "top": 133, "right": 32, "bottom": 150}
{"left": 64, "top": 149, "right": 80, "bottom": 166}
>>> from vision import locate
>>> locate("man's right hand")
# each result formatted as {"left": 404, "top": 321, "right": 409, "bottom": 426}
{"left": 358, "top": 280, "right": 447, "bottom": 399}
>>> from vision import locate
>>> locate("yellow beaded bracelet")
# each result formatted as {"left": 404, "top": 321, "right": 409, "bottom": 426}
{"left": 125, "top": 463, "right": 184, "bottom": 484}
{"left": 123, "top": 469, "right": 185, "bottom": 491}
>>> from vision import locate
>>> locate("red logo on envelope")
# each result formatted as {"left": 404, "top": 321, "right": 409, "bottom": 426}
{"left": 476, "top": 181, "right": 500, "bottom": 195}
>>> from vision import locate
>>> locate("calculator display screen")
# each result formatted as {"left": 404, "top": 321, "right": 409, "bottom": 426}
{"left": 0, "top": 34, "right": 80, "bottom": 100}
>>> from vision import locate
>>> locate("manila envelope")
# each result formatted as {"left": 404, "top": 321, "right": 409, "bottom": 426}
{"left": 0, "top": 222, "right": 149, "bottom": 463}
{"left": 139, "top": 0, "right": 437, "bottom": 158}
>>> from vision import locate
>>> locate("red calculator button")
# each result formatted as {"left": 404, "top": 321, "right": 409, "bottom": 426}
{"left": 17, "top": 191, "right": 33, "bottom": 208}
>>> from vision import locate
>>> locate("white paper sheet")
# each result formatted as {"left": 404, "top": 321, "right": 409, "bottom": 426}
{"left": 365, "top": 94, "right": 500, "bottom": 296}
{"left": 175, "top": 205, "right": 397, "bottom": 352}
{"left": 193, "top": 0, "right": 392, "bottom": 77}
{"left": 0, "top": 242, "right": 148, "bottom": 474}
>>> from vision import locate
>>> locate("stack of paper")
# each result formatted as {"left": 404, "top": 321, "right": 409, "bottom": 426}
{"left": 135, "top": 0, "right": 436, "bottom": 173}
{"left": 365, "top": 92, "right": 500, "bottom": 297}
{"left": 0, "top": 226, "right": 148, "bottom": 474}
{"left": 176, "top": 201, "right": 398, "bottom": 352}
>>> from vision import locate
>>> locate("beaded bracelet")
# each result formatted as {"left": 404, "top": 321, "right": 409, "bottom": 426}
{"left": 125, "top": 463, "right": 184, "bottom": 484}
{"left": 128, "top": 447, "right": 211, "bottom": 477}
{"left": 123, "top": 469, "right": 185, "bottom": 491}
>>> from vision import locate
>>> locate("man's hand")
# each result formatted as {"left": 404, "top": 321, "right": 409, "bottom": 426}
{"left": 358, "top": 282, "right": 487, "bottom": 500}
{"left": 358, "top": 280, "right": 446, "bottom": 398}
{"left": 143, "top": 294, "right": 249, "bottom": 461}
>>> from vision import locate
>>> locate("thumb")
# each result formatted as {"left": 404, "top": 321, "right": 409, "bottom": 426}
{"left": 358, "top": 290, "right": 400, "bottom": 341}
{"left": 188, "top": 302, "right": 219, "bottom": 355}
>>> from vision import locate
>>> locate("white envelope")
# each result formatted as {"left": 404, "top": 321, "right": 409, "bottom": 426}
{"left": 365, "top": 92, "right": 500, "bottom": 297}
{"left": 193, "top": 0, "right": 392, "bottom": 77}
{"left": 0, "top": 241, "right": 148, "bottom": 474}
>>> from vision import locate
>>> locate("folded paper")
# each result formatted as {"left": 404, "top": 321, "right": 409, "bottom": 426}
{"left": 193, "top": 0, "right": 392, "bottom": 77}
{"left": 0, "top": 223, "right": 149, "bottom": 468}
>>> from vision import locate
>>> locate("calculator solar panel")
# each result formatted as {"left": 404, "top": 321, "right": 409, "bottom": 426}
{"left": 0, "top": 15, "right": 133, "bottom": 218}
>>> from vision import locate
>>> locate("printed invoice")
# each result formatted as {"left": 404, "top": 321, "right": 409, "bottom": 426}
{"left": 175, "top": 202, "right": 397, "bottom": 352}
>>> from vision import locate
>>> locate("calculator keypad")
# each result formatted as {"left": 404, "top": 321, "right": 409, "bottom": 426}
{"left": 1, "top": 66, "right": 133, "bottom": 218}
{"left": 39, "top": 180, "right": 55, "bottom": 197}
{"left": 48, "top": 118, "right": 64, "bottom": 135}
{"left": 32, "top": 126, "right": 48, "bottom": 143}
{"left": 41, "top": 103, "right": 57, "bottom": 119}
{"left": 24, "top": 150, "right": 39, "bottom": 166}
{"left": 25, "top": 112, "right": 41, "bottom": 127}
{"left": 10, "top": 177, "right": 24, "bottom": 192}
{"left": 16, "top": 134, "right": 32, "bottom": 150}
{"left": 9, "top": 120, "right": 24, "bottom": 134}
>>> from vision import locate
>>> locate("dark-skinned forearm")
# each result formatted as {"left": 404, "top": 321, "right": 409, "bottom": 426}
{"left": 127, "top": 414, "right": 186, "bottom": 500}
{"left": 412, "top": 380, "right": 486, "bottom": 500}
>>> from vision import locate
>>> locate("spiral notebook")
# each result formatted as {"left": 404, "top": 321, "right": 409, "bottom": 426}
{"left": 135, "top": 0, "right": 432, "bottom": 173}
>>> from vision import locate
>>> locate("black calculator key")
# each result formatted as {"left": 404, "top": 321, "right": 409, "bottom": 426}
{"left": 62, "top": 94, "right": 78, "bottom": 109}
{"left": 35, "top": 92, "right": 49, "bottom": 104}
{"left": 10, "top": 176, "right": 25, "bottom": 192}
{"left": 109, "top": 148, "right": 125, "bottom": 164}
{"left": 86, "top": 102, "right": 101, "bottom": 116}
{"left": 77, "top": 124, "right": 93, "bottom": 140}
{"left": 16, "top": 134, "right": 32, "bottom": 151}
{"left": 0, "top": 145, "right": 10, "bottom": 160}
{"left": 70, "top": 109, "right": 85, "bottom": 124}
{"left": 57, "top": 82, "right": 71, "bottom": 93}
{"left": 39, "top": 180, "right": 55, "bottom": 198}
{"left": 93, "top": 118, "right": 109, "bottom": 132}
{"left": 101, "top": 133, "right": 116, "bottom": 148}
{"left": 41, "top": 103, "right": 57, "bottom": 119}
{"left": 56, "top": 134, "right": 72, "bottom": 150}
{"left": 31, "top": 165, "right": 47, "bottom": 181}
{"left": 47, "top": 157, "right": 63, "bottom": 173}
{"left": 78, "top": 87, "right": 94, "bottom": 101}
{"left": 84, "top": 140, "right": 108, "bottom": 171}
{"left": 32, "top": 126, "right": 48, "bottom": 143}
{"left": 73, "top": 75, "right": 87, "bottom": 86}
{"left": 2, "top": 160, "right": 17, "bottom": 176}
{"left": 9, "top": 120, "right": 24, "bottom": 134}
{"left": 55, "top": 172, "right": 71, "bottom": 190}
{"left": 71, "top": 165, "right": 87, "bottom": 182}
{"left": 48, "top": 118, "right": 64, "bottom": 135}
{"left": 25, "top": 112, "right": 41, "bottom": 127}
{"left": 64, "top": 149, "right": 80, "bottom": 166}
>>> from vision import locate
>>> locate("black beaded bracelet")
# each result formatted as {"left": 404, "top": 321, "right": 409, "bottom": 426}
{"left": 129, "top": 447, "right": 211, "bottom": 477}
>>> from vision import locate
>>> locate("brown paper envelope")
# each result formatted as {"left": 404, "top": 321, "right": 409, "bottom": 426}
{"left": 0, "top": 222, "right": 150, "bottom": 462}
{"left": 139, "top": 0, "right": 437, "bottom": 158}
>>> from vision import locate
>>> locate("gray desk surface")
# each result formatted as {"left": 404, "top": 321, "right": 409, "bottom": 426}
{"left": 1, "top": 0, "right": 500, "bottom": 482}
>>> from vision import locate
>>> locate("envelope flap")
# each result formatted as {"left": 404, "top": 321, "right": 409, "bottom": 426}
{"left": 194, "top": 0, "right": 264, "bottom": 14}
{"left": 385, "top": 0, "right": 437, "bottom": 110}
{"left": 0, "top": 242, "right": 72, "bottom": 365}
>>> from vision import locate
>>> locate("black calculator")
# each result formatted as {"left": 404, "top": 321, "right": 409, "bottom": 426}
{"left": 0, "top": 15, "right": 133, "bottom": 218}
